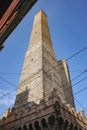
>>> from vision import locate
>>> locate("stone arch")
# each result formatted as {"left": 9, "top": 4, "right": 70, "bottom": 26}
{"left": 48, "top": 115, "right": 55, "bottom": 126}
{"left": 18, "top": 127, "right": 22, "bottom": 130}
{"left": 58, "top": 116, "right": 64, "bottom": 125}
{"left": 23, "top": 125, "right": 27, "bottom": 130}
{"left": 58, "top": 116, "right": 64, "bottom": 130}
{"left": 69, "top": 123, "right": 74, "bottom": 130}
{"left": 74, "top": 125, "right": 78, "bottom": 130}
{"left": 34, "top": 121, "right": 41, "bottom": 130}
{"left": 41, "top": 118, "right": 48, "bottom": 128}
{"left": 65, "top": 120, "right": 68, "bottom": 124}
{"left": 64, "top": 120, "right": 69, "bottom": 130}
{"left": 79, "top": 128, "right": 82, "bottom": 130}
{"left": 29, "top": 123, "right": 33, "bottom": 130}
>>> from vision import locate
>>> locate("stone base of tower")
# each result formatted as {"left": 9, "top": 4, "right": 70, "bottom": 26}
{"left": 0, "top": 89, "right": 87, "bottom": 130}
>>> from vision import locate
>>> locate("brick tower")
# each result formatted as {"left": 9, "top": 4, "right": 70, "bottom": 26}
{"left": 15, "top": 10, "right": 75, "bottom": 108}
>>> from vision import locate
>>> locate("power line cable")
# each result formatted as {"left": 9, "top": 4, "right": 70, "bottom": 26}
{"left": 0, "top": 47, "right": 87, "bottom": 115}
{"left": 0, "top": 76, "right": 18, "bottom": 88}
{"left": 0, "top": 69, "right": 87, "bottom": 113}
{"left": 0, "top": 46, "right": 87, "bottom": 91}
{"left": 0, "top": 89, "right": 17, "bottom": 99}
{"left": 74, "top": 85, "right": 87, "bottom": 95}
{"left": 0, "top": 76, "right": 84, "bottom": 127}
{"left": 0, "top": 72, "right": 87, "bottom": 117}
{"left": 66, "top": 47, "right": 87, "bottom": 61}
{"left": 71, "top": 70, "right": 87, "bottom": 81}
{"left": 72, "top": 77, "right": 87, "bottom": 87}
{"left": 0, "top": 46, "right": 87, "bottom": 76}
{"left": 0, "top": 79, "right": 84, "bottom": 127}
{"left": 0, "top": 85, "right": 87, "bottom": 127}
{"left": 0, "top": 68, "right": 87, "bottom": 75}
{"left": 69, "top": 68, "right": 87, "bottom": 72}
{"left": 1, "top": 68, "right": 85, "bottom": 100}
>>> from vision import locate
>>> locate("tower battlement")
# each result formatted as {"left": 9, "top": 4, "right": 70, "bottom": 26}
{"left": 0, "top": 89, "right": 87, "bottom": 130}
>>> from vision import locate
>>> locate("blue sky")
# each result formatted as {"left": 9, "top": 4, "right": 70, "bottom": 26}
{"left": 0, "top": 0, "right": 87, "bottom": 117}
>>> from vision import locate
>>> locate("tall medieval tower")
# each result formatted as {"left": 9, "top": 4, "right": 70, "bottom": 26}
{"left": 15, "top": 10, "right": 75, "bottom": 108}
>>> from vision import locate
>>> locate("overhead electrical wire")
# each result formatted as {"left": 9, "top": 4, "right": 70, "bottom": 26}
{"left": 66, "top": 47, "right": 87, "bottom": 61}
{"left": 71, "top": 70, "right": 87, "bottom": 81}
{"left": 0, "top": 46, "right": 87, "bottom": 89}
{"left": 72, "top": 77, "right": 87, "bottom": 87}
{"left": 0, "top": 70, "right": 87, "bottom": 117}
{"left": 0, "top": 46, "right": 87, "bottom": 99}
{"left": 0, "top": 78, "right": 87, "bottom": 129}
{"left": 0, "top": 71, "right": 87, "bottom": 112}
{"left": 0, "top": 46, "right": 87, "bottom": 75}
{"left": 0, "top": 47, "right": 87, "bottom": 117}
{"left": 69, "top": 68, "right": 87, "bottom": 72}
{"left": 0, "top": 68, "right": 86, "bottom": 99}
{"left": 0, "top": 67, "right": 87, "bottom": 101}
{"left": 74, "top": 85, "right": 87, "bottom": 95}
{"left": 0, "top": 76, "right": 87, "bottom": 128}
{"left": 0, "top": 70, "right": 86, "bottom": 102}
{"left": 0, "top": 78, "right": 86, "bottom": 116}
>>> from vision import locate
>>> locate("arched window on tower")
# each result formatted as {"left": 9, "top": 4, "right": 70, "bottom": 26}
{"left": 69, "top": 123, "right": 74, "bottom": 130}
{"left": 74, "top": 125, "right": 78, "bottom": 130}
{"left": 64, "top": 120, "right": 68, "bottom": 130}
{"left": 58, "top": 116, "right": 64, "bottom": 130}
{"left": 34, "top": 121, "right": 41, "bottom": 130}
{"left": 48, "top": 115, "right": 55, "bottom": 126}
{"left": 18, "top": 127, "right": 22, "bottom": 130}
{"left": 79, "top": 128, "right": 82, "bottom": 130}
{"left": 41, "top": 118, "right": 48, "bottom": 128}
{"left": 29, "top": 123, "right": 33, "bottom": 130}
{"left": 23, "top": 125, "right": 27, "bottom": 130}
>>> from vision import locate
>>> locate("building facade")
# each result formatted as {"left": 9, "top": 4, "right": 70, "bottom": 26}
{"left": 0, "top": 10, "right": 87, "bottom": 130}
{"left": 0, "top": 0, "right": 37, "bottom": 49}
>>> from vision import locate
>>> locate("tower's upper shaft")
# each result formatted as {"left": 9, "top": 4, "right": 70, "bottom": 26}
{"left": 28, "top": 10, "right": 53, "bottom": 50}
